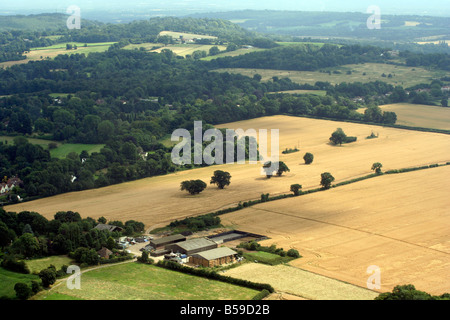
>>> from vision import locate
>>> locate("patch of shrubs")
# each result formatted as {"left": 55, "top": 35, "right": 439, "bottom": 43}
{"left": 169, "top": 214, "right": 221, "bottom": 232}
{"left": 344, "top": 136, "right": 357, "bottom": 143}
{"left": 282, "top": 147, "right": 299, "bottom": 154}
{"left": 252, "top": 289, "right": 271, "bottom": 300}
{"left": 237, "top": 241, "right": 301, "bottom": 259}
{"left": 376, "top": 284, "right": 450, "bottom": 300}
{"left": 0, "top": 255, "right": 30, "bottom": 274}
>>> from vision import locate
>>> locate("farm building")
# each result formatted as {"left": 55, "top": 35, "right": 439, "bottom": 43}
{"left": 150, "top": 234, "right": 186, "bottom": 250}
{"left": 94, "top": 224, "right": 123, "bottom": 232}
{"left": 97, "top": 247, "right": 113, "bottom": 259}
{"left": 190, "top": 247, "right": 237, "bottom": 267}
{"left": 206, "top": 230, "right": 267, "bottom": 244}
{"left": 166, "top": 238, "right": 217, "bottom": 256}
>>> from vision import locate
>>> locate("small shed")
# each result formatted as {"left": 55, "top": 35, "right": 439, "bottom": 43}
{"left": 190, "top": 247, "right": 237, "bottom": 267}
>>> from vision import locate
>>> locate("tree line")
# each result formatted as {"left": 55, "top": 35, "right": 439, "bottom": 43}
{"left": 0, "top": 208, "right": 144, "bottom": 263}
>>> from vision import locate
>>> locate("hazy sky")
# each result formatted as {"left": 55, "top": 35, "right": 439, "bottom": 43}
{"left": 1, "top": 0, "right": 449, "bottom": 17}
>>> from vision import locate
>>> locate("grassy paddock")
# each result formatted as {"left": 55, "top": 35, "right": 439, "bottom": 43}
{"left": 25, "top": 255, "right": 74, "bottom": 274}
{"left": 0, "top": 135, "right": 59, "bottom": 148}
{"left": 0, "top": 267, "right": 39, "bottom": 299}
{"left": 49, "top": 143, "right": 105, "bottom": 159}
{"left": 212, "top": 63, "right": 449, "bottom": 88}
{"left": 37, "top": 262, "right": 259, "bottom": 300}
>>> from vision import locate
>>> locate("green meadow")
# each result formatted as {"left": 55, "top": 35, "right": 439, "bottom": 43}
{"left": 37, "top": 262, "right": 259, "bottom": 300}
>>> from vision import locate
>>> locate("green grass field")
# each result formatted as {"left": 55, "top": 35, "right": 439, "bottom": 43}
{"left": 37, "top": 262, "right": 259, "bottom": 300}
{"left": 49, "top": 143, "right": 105, "bottom": 159}
{"left": 212, "top": 63, "right": 449, "bottom": 88}
{"left": 0, "top": 135, "right": 58, "bottom": 148}
{"left": 25, "top": 256, "right": 75, "bottom": 274}
{"left": 31, "top": 42, "right": 117, "bottom": 51}
{"left": 0, "top": 267, "right": 39, "bottom": 299}
{"left": 0, "top": 135, "right": 104, "bottom": 159}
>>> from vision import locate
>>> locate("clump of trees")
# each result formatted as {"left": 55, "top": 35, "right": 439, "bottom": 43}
{"left": 0, "top": 208, "right": 144, "bottom": 262}
{"left": 169, "top": 214, "right": 221, "bottom": 232}
{"left": 320, "top": 172, "right": 335, "bottom": 189}
{"left": 303, "top": 152, "right": 314, "bottom": 164}
{"left": 237, "top": 241, "right": 301, "bottom": 259}
{"left": 375, "top": 284, "right": 450, "bottom": 300}
{"left": 262, "top": 161, "right": 290, "bottom": 178}
{"left": 329, "top": 128, "right": 357, "bottom": 145}
{"left": 371, "top": 162, "right": 383, "bottom": 174}
{"left": 210, "top": 170, "right": 231, "bottom": 189}
{"left": 290, "top": 184, "right": 302, "bottom": 196}
{"left": 180, "top": 180, "right": 207, "bottom": 195}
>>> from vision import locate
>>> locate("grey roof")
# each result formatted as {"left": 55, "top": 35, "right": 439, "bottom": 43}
{"left": 94, "top": 224, "right": 122, "bottom": 232}
{"left": 174, "top": 238, "right": 217, "bottom": 251}
{"left": 193, "top": 247, "right": 237, "bottom": 261}
{"left": 151, "top": 234, "right": 186, "bottom": 245}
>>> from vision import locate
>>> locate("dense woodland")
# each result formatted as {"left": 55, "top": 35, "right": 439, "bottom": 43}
{"left": 0, "top": 208, "right": 144, "bottom": 266}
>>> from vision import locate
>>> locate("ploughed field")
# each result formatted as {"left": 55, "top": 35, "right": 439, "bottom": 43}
{"left": 6, "top": 115, "right": 450, "bottom": 235}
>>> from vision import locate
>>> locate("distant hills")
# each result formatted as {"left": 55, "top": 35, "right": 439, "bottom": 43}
{"left": 188, "top": 10, "right": 450, "bottom": 42}
{"left": 0, "top": 13, "right": 102, "bottom": 32}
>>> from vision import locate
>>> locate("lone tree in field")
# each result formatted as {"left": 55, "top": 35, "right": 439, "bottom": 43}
{"left": 372, "top": 162, "right": 383, "bottom": 174}
{"left": 276, "top": 161, "right": 290, "bottom": 176}
{"left": 320, "top": 172, "right": 335, "bottom": 189}
{"left": 263, "top": 161, "right": 290, "bottom": 178}
{"left": 210, "top": 170, "right": 231, "bottom": 189}
{"left": 303, "top": 152, "right": 314, "bottom": 164}
{"left": 180, "top": 180, "right": 207, "bottom": 195}
{"left": 290, "top": 184, "right": 302, "bottom": 196}
{"left": 329, "top": 128, "right": 347, "bottom": 146}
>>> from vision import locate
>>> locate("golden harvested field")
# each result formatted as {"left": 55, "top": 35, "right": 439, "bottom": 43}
{"left": 224, "top": 264, "right": 379, "bottom": 300}
{"left": 6, "top": 115, "right": 450, "bottom": 233}
{"left": 220, "top": 165, "right": 450, "bottom": 296}
{"left": 379, "top": 103, "right": 450, "bottom": 130}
